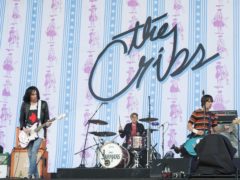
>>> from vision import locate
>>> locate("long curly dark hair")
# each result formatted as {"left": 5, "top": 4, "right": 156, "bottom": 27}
{"left": 23, "top": 86, "right": 40, "bottom": 103}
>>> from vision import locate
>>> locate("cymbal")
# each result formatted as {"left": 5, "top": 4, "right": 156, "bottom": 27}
{"left": 149, "top": 128, "right": 159, "bottom": 132}
{"left": 88, "top": 119, "right": 108, "bottom": 125}
{"left": 89, "top": 131, "right": 116, "bottom": 137}
{"left": 139, "top": 117, "right": 158, "bottom": 122}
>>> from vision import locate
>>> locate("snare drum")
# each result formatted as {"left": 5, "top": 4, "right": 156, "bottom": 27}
{"left": 131, "top": 136, "right": 147, "bottom": 150}
{"left": 98, "top": 142, "right": 130, "bottom": 168}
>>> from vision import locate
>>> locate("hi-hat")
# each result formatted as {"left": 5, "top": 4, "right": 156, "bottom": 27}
{"left": 139, "top": 117, "right": 158, "bottom": 122}
{"left": 88, "top": 119, "right": 108, "bottom": 125}
{"left": 89, "top": 131, "right": 116, "bottom": 137}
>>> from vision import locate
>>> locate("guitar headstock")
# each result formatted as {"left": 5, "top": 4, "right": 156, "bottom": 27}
{"left": 56, "top": 113, "right": 66, "bottom": 120}
{"left": 232, "top": 118, "right": 240, "bottom": 124}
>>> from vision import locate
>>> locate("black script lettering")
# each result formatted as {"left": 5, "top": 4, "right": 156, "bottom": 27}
{"left": 88, "top": 13, "right": 220, "bottom": 101}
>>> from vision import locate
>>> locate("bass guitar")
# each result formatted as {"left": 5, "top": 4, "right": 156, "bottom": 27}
{"left": 183, "top": 118, "right": 240, "bottom": 156}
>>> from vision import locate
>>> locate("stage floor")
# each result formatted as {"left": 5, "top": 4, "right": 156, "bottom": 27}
{"left": 53, "top": 158, "right": 240, "bottom": 179}
{"left": 54, "top": 167, "right": 240, "bottom": 180}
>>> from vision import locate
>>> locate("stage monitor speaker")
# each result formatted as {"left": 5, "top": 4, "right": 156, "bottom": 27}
{"left": 10, "top": 148, "right": 50, "bottom": 179}
{"left": 150, "top": 158, "right": 191, "bottom": 178}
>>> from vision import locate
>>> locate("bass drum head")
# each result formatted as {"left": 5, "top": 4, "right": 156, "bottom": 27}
{"left": 98, "top": 142, "right": 130, "bottom": 168}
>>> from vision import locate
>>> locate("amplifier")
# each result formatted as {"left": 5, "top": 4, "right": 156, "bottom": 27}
{"left": 10, "top": 148, "right": 50, "bottom": 179}
{"left": 211, "top": 110, "right": 238, "bottom": 124}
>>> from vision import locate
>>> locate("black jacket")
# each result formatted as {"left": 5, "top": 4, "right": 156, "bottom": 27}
{"left": 19, "top": 100, "right": 49, "bottom": 138}
{"left": 119, "top": 122, "right": 145, "bottom": 144}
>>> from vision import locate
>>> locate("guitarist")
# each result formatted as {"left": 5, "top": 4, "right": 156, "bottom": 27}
{"left": 171, "top": 94, "right": 218, "bottom": 156}
{"left": 19, "top": 86, "right": 51, "bottom": 179}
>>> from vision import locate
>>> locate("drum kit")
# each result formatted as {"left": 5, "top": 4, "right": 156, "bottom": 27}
{"left": 77, "top": 98, "right": 162, "bottom": 169}
{"left": 78, "top": 117, "right": 161, "bottom": 169}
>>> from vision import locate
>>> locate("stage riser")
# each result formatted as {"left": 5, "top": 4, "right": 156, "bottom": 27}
{"left": 56, "top": 158, "right": 240, "bottom": 179}
{"left": 57, "top": 168, "right": 150, "bottom": 179}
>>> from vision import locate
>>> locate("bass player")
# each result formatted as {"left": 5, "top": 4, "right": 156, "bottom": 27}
{"left": 171, "top": 94, "right": 218, "bottom": 156}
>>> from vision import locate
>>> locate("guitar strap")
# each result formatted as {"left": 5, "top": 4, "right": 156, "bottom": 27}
{"left": 37, "top": 100, "right": 42, "bottom": 126}
{"left": 25, "top": 103, "right": 30, "bottom": 123}
{"left": 207, "top": 112, "right": 212, "bottom": 134}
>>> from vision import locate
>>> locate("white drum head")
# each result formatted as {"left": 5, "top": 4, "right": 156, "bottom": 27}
{"left": 98, "top": 142, "right": 122, "bottom": 168}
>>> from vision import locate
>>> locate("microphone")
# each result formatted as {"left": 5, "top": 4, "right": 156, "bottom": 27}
{"left": 102, "top": 102, "right": 108, "bottom": 105}
{"left": 202, "top": 90, "right": 205, "bottom": 96}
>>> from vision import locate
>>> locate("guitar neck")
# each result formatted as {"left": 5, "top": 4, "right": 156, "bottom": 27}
{"left": 35, "top": 117, "right": 56, "bottom": 132}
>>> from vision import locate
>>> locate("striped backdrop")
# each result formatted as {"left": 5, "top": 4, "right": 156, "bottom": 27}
{"left": 0, "top": 0, "right": 239, "bottom": 172}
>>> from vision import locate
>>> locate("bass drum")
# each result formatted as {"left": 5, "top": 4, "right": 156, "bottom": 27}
{"left": 98, "top": 142, "right": 130, "bottom": 168}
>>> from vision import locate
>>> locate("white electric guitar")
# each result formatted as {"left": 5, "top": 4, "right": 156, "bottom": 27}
{"left": 19, "top": 114, "right": 66, "bottom": 148}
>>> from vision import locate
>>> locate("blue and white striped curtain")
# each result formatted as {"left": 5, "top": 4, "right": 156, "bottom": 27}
{"left": 0, "top": 0, "right": 239, "bottom": 172}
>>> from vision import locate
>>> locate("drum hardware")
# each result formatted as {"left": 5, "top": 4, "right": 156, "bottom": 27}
{"left": 89, "top": 131, "right": 117, "bottom": 137}
{"left": 150, "top": 128, "right": 159, "bottom": 132}
{"left": 140, "top": 96, "right": 159, "bottom": 168}
{"left": 151, "top": 143, "right": 161, "bottom": 160}
{"left": 110, "top": 134, "right": 120, "bottom": 143}
{"left": 88, "top": 119, "right": 108, "bottom": 125}
{"left": 99, "top": 138, "right": 105, "bottom": 145}
{"left": 139, "top": 117, "right": 158, "bottom": 122}
{"left": 74, "top": 141, "right": 99, "bottom": 155}
{"left": 146, "top": 128, "right": 151, "bottom": 168}
{"left": 93, "top": 137, "right": 106, "bottom": 168}
{"left": 130, "top": 150, "right": 142, "bottom": 168}
{"left": 75, "top": 102, "right": 108, "bottom": 168}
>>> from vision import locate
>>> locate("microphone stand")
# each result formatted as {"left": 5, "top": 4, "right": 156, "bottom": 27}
{"left": 79, "top": 103, "right": 105, "bottom": 168}
{"left": 161, "top": 124, "right": 165, "bottom": 158}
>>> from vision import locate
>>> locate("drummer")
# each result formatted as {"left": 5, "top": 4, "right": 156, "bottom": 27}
{"left": 119, "top": 113, "right": 146, "bottom": 149}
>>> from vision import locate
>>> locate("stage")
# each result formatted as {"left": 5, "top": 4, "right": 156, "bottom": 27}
{"left": 54, "top": 167, "right": 240, "bottom": 179}
{"left": 1, "top": 1, "right": 240, "bottom": 179}
{"left": 53, "top": 158, "right": 240, "bottom": 180}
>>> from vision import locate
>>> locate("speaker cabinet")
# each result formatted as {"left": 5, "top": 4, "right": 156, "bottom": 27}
{"left": 10, "top": 148, "right": 50, "bottom": 179}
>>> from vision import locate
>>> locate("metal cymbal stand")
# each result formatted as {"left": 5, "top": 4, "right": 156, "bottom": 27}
{"left": 78, "top": 102, "right": 106, "bottom": 167}
{"left": 146, "top": 96, "right": 152, "bottom": 168}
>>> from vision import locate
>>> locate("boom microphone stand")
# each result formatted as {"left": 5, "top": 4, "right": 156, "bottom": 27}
{"left": 79, "top": 102, "right": 107, "bottom": 167}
